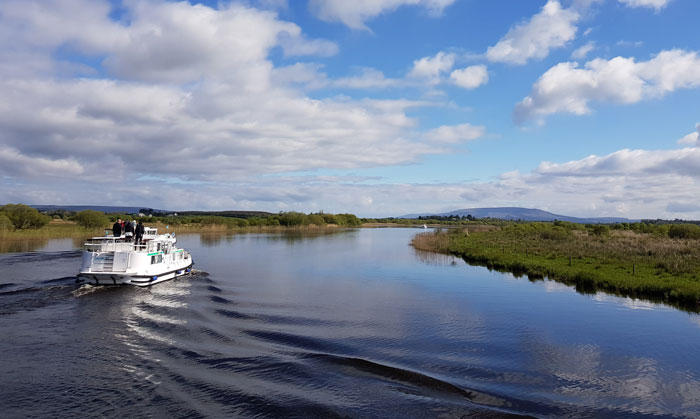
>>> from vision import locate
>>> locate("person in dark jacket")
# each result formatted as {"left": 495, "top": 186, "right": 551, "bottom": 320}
{"left": 124, "top": 219, "right": 135, "bottom": 242}
{"left": 112, "top": 219, "right": 123, "bottom": 237}
{"left": 134, "top": 221, "right": 145, "bottom": 245}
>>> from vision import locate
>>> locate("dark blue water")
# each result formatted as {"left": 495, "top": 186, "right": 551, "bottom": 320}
{"left": 1, "top": 228, "right": 700, "bottom": 418}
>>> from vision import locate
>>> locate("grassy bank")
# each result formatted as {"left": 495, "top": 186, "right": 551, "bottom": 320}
{"left": 412, "top": 223, "right": 700, "bottom": 312}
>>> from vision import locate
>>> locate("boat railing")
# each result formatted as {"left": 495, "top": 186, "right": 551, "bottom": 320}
{"left": 84, "top": 240, "right": 149, "bottom": 253}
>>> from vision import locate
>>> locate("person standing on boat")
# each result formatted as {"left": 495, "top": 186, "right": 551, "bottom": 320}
{"left": 112, "top": 219, "right": 123, "bottom": 237}
{"left": 124, "top": 219, "right": 134, "bottom": 242}
{"left": 134, "top": 221, "right": 145, "bottom": 245}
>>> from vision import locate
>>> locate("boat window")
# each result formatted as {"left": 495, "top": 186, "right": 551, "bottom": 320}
{"left": 150, "top": 254, "right": 163, "bottom": 264}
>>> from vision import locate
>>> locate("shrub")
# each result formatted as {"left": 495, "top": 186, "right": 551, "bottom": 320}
{"left": 335, "top": 213, "right": 362, "bottom": 226}
{"left": 589, "top": 224, "right": 610, "bottom": 237}
{"left": 539, "top": 226, "right": 570, "bottom": 240}
{"left": 73, "top": 210, "right": 109, "bottom": 229}
{"left": 0, "top": 214, "right": 13, "bottom": 231}
{"left": 278, "top": 212, "right": 309, "bottom": 226}
{"left": 247, "top": 217, "right": 265, "bottom": 226}
{"left": 0, "top": 204, "right": 50, "bottom": 229}
{"left": 322, "top": 214, "right": 339, "bottom": 224}
{"left": 668, "top": 224, "right": 700, "bottom": 239}
{"left": 229, "top": 218, "right": 248, "bottom": 227}
{"left": 308, "top": 214, "right": 326, "bottom": 226}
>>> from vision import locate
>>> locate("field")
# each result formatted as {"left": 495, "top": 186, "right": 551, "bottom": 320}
{"left": 412, "top": 223, "right": 700, "bottom": 312}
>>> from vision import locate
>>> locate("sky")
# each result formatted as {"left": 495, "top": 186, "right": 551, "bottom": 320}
{"left": 0, "top": 0, "right": 699, "bottom": 218}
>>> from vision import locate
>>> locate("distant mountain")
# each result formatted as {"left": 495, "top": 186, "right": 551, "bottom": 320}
{"left": 399, "top": 207, "right": 635, "bottom": 224}
{"left": 31, "top": 205, "right": 163, "bottom": 214}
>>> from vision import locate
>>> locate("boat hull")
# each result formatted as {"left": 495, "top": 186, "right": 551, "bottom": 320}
{"left": 78, "top": 262, "right": 194, "bottom": 287}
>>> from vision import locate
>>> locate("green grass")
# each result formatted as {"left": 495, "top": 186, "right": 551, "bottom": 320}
{"left": 412, "top": 224, "right": 700, "bottom": 312}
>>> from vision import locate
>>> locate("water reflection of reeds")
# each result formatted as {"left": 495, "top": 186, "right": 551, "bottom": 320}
{"left": 0, "top": 236, "right": 90, "bottom": 253}
{"left": 413, "top": 248, "right": 460, "bottom": 266}
{"left": 0, "top": 239, "right": 50, "bottom": 253}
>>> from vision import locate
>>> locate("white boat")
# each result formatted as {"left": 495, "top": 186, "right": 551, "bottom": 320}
{"left": 78, "top": 227, "right": 194, "bottom": 286}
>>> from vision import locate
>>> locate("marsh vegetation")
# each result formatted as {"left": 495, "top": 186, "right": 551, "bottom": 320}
{"left": 412, "top": 221, "right": 700, "bottom": 311}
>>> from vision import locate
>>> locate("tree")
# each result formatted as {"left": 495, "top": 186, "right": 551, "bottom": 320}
{"left": 0, "top": 204, "right": 50, "bottom": 229}
{"left": 73, "top": 210, "right": 109, "bottom": 229}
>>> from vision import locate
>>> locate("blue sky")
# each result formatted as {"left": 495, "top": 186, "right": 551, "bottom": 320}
{"left": 0, "top": 0, "right": 699, "bottom": 218}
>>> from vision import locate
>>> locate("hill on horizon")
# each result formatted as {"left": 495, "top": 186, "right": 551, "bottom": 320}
{"left": 399, "top": 207, "right": 635, "bottom": 224}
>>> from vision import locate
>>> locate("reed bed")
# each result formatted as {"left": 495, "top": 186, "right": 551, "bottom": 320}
{"left": 0, "top": 221, "right": 100, "bottom": 240}
{"left": 0, "top": 220, "right": 345, "bottom": 241}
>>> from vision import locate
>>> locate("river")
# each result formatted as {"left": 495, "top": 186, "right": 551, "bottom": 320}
{"left": 1, "top": 228, "right": 699, "bottom": 418}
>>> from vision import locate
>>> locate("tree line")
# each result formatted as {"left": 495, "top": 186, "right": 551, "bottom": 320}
{"left": 0, "top": 204, "right": 361, "bottom": 231}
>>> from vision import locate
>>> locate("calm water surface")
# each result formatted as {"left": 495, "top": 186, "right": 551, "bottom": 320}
{"left": 1, "top": 228, "right": 700, "bottom": 418}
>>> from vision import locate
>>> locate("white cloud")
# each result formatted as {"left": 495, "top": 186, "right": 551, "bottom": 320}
{"left": 0, "top": 0, "right": 454, "bottom": 189}
{"left": 0, "top": 76, "right": 442, "bottom": 181}
{"left": 677, "top": 132, "right": 699, "bottom": 145}
{"left": 2, "top": 138, "right": 700, "bottom": 219}
{"left": 617, "top": 40, "right": 644, "bottom": 48}
{"left": 408, "top": 52, "right": 455, "bottom": 84}
{"left": 486, "top": 0, "right": 580, "bottom": 65}
{"left": 450, "top": 65, "right": 489, "bottom": 89}
{"left": 514, "top": 49, "right": 700, "bottom": 123}
{"left": 308, "top": 0, "right": 456, "bottom": 30}
{"left": 666, "top": 202, "right": 698, "bottom": 213}
{"left": 677, "top": 124, "right": 700, "bottom": 146}
{"left": 254, "top": 0, "right": 289, "bottom": 10}
{"left": 333, "top": 68, "right": 402, "bottom": 89}
{"left": 271, "top": 62, "right": 329, "bottom": 90}
{"left": 277, "top": 32, "right": 339, "bottom": 57}
{"left": 0, "top": 146, "right": 84, "bottom": 178}
{"left": 102, "top": 2, "right": 310, "bottom": 85}
{"left": 424, "top": 124, "right": 486, "bottom": 143}
{"left": 0, "top": 0, "right": 337, "bottom": 84}
{"left": 618, "top": 0, "right": 671, "bottom": 11}
{"left": 571, "top": 41, "right": 595, "bottom": 59}
{"left": 451, "top": 146, "right": 700, "bottom": 219}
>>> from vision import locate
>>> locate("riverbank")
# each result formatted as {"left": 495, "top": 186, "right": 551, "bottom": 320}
{"left": 412, "top": 224, "right": 700, "bottom": 312}
{"left": 0, "top": 219, "right": 351, "bottom": 241}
